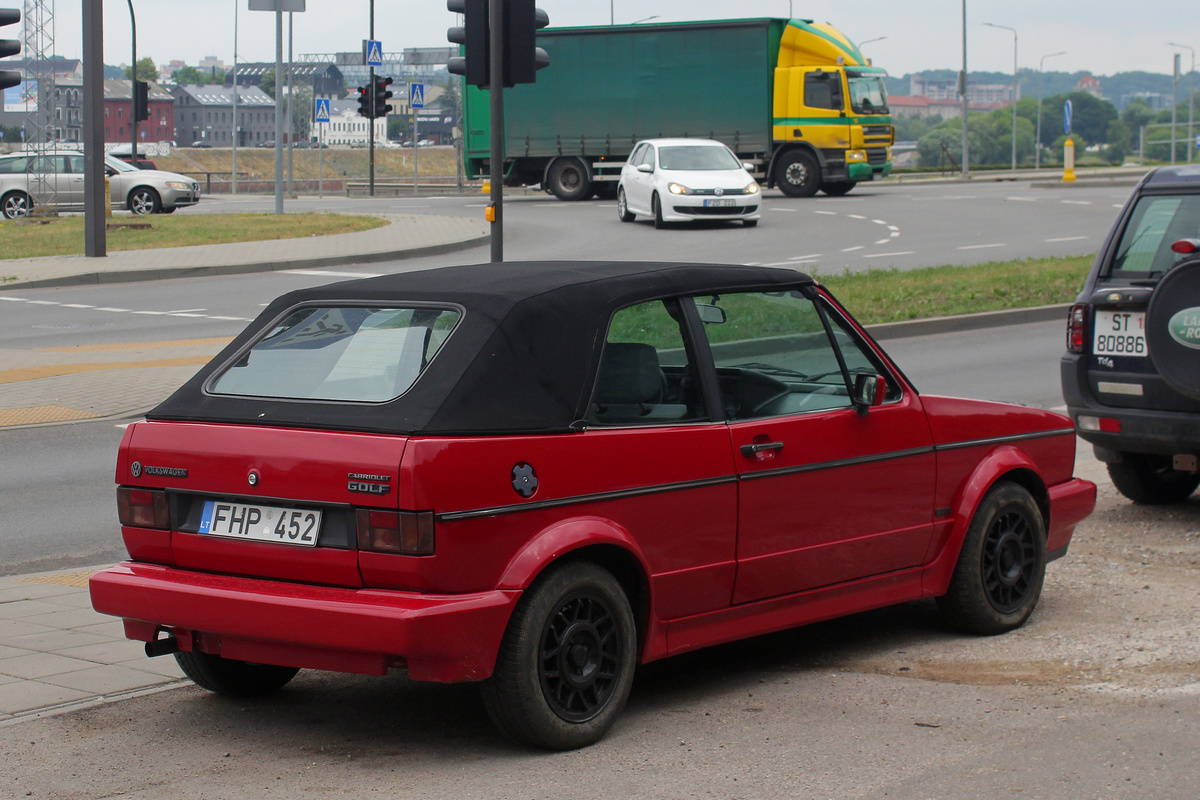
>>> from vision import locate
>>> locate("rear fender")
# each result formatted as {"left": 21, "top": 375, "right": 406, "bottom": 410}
{"left": 923, "top": 445, "right": 1047, "bottom": 596}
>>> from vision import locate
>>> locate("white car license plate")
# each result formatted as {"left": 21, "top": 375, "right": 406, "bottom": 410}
{"left": 705, "top": 198, "right": 736, "bottom": 207}
{"left": 198, "top": 500, "right": 321, "bottom": 547}
{"left": 1093, "top": 310, "right": 1146, "bottom": 357}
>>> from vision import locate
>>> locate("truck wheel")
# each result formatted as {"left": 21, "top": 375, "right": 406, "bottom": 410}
{"left": 546, "top": 158, "right": 593, "bottom": 201}
{"left": 481, "top": 561, "right": 637, "bottom": 750}
{"left": 174, "top": 650, "right": 299, "bottom": 697}
{"left": 936, "top": 482, "right": 1046, "bottom": 635}
{"left": 616, "top": 187, "right": 635, "bottom": 222}
{"left": 774, "top": 151, "right": 821, "bottom": 198}
{"left": 820, "top": 180, "right": 857, "bottom": 197}
{"left": 1107, "top": 453, "right": 1200, "bottom": 504}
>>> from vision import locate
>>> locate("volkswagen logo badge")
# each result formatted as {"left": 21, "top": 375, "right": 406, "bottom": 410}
{"left": 131, "top": 461, "right": 142, "bottom": 478}
{"left": 714, "top": 187, "right": 724, "bottom": 197}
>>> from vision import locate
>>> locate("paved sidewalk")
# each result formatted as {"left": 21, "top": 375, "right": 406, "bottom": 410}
{"left": 1, "top": 212, "right": 490, "bottom": 291}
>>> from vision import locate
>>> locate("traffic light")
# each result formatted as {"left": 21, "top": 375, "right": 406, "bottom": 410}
{"left": 355, "top": 84, "right": 371, "bottom": 118}
{"left": 502, "top": 0, "right": 549, "bottom": 87}
{"left": 372, "top": 76, "right": 393, "bottom": 118}
{"left": 132, "top": 80, "right": 150, "bottom": 123}
{"left": 0, "top": 8, "right": 20, "bottom": 92}
{"left": 446, "top": 0, "right": 488, "bottom": 88}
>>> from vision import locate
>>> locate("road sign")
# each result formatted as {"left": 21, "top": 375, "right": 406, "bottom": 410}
{"left": 314, "top": 97, "right": 330, "bottom": 123}
{"left": 1064, "top": 99, "right": 1073, "bottom": 135}
{"left": 410, "top": 83, "right": 425, "bottom": 109}
{"left": 364, "top": 39, "right": 383, "bottom": 67}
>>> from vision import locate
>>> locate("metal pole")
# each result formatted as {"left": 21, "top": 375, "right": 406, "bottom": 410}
{"left": 984, "top": 22, "right": 1017, "bottom": 171}
{"left": 413, "top": 101, "right": 419, "bottom": 194}
{"left": 960, "top": 0, "right": 969, "bottom": 178}
{"left": 488, "top": 0, "right": 503, "bottom": 261}
{"left": 368, "top": 0, "right": 375, "bottom": 197}
{"left": 126, "top": 0, "right": 136, "bottom": 165}
{"left": 1035, "top": 51, "right": 1066, "bottom": 170}
{"left": 232, "top": 0, "right": 238, "bottom": 194}
{"left": 318, "top": 118, "right": 323, "bottom": 198}
{"left": 1173, "top": 52, "right": 1180, "bottom": 166}
{"left": 1170, "top": 43, "right": 1195, "bottom": 163}
{"left": 274, "top": 7, "right": 284, "bottom": 213}
{"left": 287, "top": 11, "right": 294, "bottom": 195}
{"left": 83, "top": 0, "right": 105, "bottom": 257}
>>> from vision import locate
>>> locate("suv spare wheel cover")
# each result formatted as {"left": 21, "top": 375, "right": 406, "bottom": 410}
{"left": 1146, "top": 257, "right": 1200, "bottom": 400}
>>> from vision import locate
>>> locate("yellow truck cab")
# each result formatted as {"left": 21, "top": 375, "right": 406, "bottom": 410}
{"left": 770, "top": 19, "right": 894, "bottom": 197}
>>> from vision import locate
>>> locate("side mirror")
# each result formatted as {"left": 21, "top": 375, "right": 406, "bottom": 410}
{"left": 742, "top": 162, "right": 754, "bottom": 172}
{"left": 851, "top": 373, "right": 885, "bottom": 415}
{"left": 636, "top": 163, "right": 653, "bottom": 174}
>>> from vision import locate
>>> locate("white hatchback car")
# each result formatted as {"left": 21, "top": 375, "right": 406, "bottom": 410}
{"left": 617, "top": 138, "right": 761, "bottom": 229}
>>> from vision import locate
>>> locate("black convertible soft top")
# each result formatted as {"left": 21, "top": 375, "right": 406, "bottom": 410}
{"left": 149, "top": 261, "right": 814, "bottom": 435}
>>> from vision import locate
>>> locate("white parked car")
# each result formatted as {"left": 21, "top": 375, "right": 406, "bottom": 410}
{"left": 0, "top": 151, "right": 201, "bottom": 218}
{"left": 617, "top": 138, "right": 761, "bottom": 229}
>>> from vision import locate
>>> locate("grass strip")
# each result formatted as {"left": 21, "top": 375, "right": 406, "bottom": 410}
{"left": 0, "top": 212, "right": 387, "bottom": 259}
{"left": 814, "top": 255, "right": 1093, "bottom": 324}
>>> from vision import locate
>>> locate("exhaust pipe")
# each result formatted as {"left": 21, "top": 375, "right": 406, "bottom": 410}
{"left": 145, "top": 634, "right": 180, "bottom": 658}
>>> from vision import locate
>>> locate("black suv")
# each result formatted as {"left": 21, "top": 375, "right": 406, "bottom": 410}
{"left": 1062, "top": 165, "right": 1200, "bottom": 504}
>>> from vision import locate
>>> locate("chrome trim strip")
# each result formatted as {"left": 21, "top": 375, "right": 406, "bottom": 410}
{"left": 436, "top": 474, "right": 738, "bottom": 522}
{"left": 737, "top": 445, "right": 935, "bottom": 481}
{"left": 932, "top": 427, "right": 1076, "bottom": 452}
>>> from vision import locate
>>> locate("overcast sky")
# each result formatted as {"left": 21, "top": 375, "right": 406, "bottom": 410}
{"left": 49, "top": 1, "right": 1200, "bottom": 79}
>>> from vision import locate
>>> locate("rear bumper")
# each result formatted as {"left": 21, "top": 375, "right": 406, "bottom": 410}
{"left": 89, "top": 562, "right": 519, "bottom": 682}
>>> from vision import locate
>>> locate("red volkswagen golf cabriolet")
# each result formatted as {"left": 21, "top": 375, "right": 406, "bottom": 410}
{"left": 91, "top": 261, "right": 1095, "bottom": 749}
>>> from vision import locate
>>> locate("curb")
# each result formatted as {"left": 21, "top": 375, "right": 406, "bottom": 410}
{"left": 0, "top": 234, "right": 492, "bottom": 292}
{"left": 866, "top": 302, "right": 1070, "bottom": 341}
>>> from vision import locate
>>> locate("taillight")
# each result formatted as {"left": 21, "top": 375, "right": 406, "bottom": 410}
{"left": 1077, "top": 415, "right": 1122, "bottom": 433}
{"left": 1067, "top": 304, "right": 1087, "bottom": 353}
{"left": 117, "top": 487, "right": 170, "bottom": 529}
{"left": 356, "top": 509, "right": 435, "bottom": 556}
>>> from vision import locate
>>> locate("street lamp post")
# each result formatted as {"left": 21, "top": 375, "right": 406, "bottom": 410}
{"left": 984, "top": 21, "right": 1018, "bottom": 171}
{"left": 858, "top": 36, "right": 887, "bottom": 49}
{"left": 126, "top": 0, "right": 137, "bottom": 165}
{"left": 1035, "top": 50, "right": 1066, "bottom": 170}
{"left": 232, "top": 0, "right": 238, "bottom": 194}
{"left": 1168, "top": 42, "right": 1194, "bottom": 163}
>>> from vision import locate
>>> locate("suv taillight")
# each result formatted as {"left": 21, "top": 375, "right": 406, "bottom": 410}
{"left": 1067, "top": 304, "right": 1087, "bottom": 353}
{"left": 117, "top": 487, "right": 170, "bottom": 529}
{"left": 356, "top": 509, "right": 435, "bottom": 556}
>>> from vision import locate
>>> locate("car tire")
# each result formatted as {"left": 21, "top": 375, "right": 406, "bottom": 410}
{"left": 546, "top": 158, "right": 593, "bottom": 201}
{"left": 743, "top": 219, "right": 759, "bottom": 228}
{"left": 617, "top": 187, "right": 635, "bottom": 222}
{"left": 652, "top": 193, "right": 667, "bottom": 229}
{"left": 1107, "top": 453, "right": 1200, "bottom": 504}
{"left": 481, "top": 561, "right": 637, "bottom": 751}
{"left": 774, "top": 150, "right": 821, "bottom": 198}
{"left": 160, "top": 207, "right": 177, "bottom": 214}
{"left": 2, "top": 190, "right": 31, "bottom": 219}
{"left": 820, "top": 180, "right": 857, "bottom": 197}
{"left": 128, "top": 187, "right": 161, "bottom": 215}
{"left": 174, "top": 650, "right": 299, "bottom": 697}
{"left": 936, "top": 482, "right": 1047, "bottom": 635}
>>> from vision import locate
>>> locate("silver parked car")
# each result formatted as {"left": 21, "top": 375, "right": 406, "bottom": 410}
{"left": 0, "top": 151, "right": 202, "bottom": 219}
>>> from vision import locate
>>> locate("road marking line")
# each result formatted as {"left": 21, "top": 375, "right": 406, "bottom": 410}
{"left": 1046, "top": 236, "right": 1088, "bottom": 242}
{"left": 875, "top": 239, "right": 892, "bottom": 245}
{"left": 847, "top": 214, "right": 866, "bottom": 219}
{"left": 841, "top": 246, "right": 864, "bottom": 252}
{"left": 167, "top": 313, "right": 207, "bottom": 317}
{"left": 890, "top": 231, "right": 900, "bottom": 237}
{"left": 788, "top": 254, "right": 822, "bottom": 260}
{"left": 887, "top": 225, "right": 899, "bottom": 231}
{"left": 0, "top": 297, "right": 22, "bottom": 302}
{"left": 760, "top": 260, "right": 817, "bottom": 266}
{"left": 60, "top": 304, "right": 94, "bottom": 308}
{"left": 862, "top": 251, "right": 915, "bottom": 258}
{"left": 209, "top": 316, "right": 251, "bottom": 321}
{"left": 770, "top": 208, "right": 799, "bottom": 213}
{"left": 131, "top": 310, "right": 169, "bottom": 315}
{"left": 93, "top": 307, "right": 131, "bottom": 312}
{"left": 872, "top": 219, "right": 887, "bottom": 224}
{"left": 1006, "top": 197, "right": 1036, "bottom": 201}
{"left": 958, "top": 243, "right": 1005, "bottom": 250}
{"left": 166, "top": 309, "right": 206, "bottom": 314}
{"left": 24, "top": 300, "right": 59, "bottom": 305}
{"left": 813, "top": 210, "right": 836, "bottom": 215}
{"left": 1062, "top": 200, "right": 1092, "bottom": 205}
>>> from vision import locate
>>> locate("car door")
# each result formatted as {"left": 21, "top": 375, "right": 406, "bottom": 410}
{"left": 26, "top": 155, "right": 73, "bottom": 208}
{"left": 693, "top": 288, "right": 937, "bottom": 605}
{"left": 625, "top": 143, "right": 656, "bottom": 214}
{"left": 63, "top": 154, "right": 87, "bottom": 208}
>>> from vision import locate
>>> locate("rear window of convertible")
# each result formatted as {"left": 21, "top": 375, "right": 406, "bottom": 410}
{"left": 209, "top": 305, "right": 461, "bottom": 402}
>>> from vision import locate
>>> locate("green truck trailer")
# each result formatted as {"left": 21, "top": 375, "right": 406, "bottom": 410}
{"left": 461, "top": 17, "right": 894, "bottom": 200}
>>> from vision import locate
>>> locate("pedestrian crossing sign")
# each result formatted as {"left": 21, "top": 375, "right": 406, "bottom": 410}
{"left": 410, "top": 83, "right": 425, "bottom": 109}
{"left": 364, "top": 39, "right": 383, "bottom": 67}
{"left": 314, "top": 97, "right": 330, "bottom": 123}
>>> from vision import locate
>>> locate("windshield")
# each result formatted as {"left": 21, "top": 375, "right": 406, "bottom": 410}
{"left": 1110, "top": 194, "right": 1200, "bottom": 277}
{"left": 657, "top": 145, "right": 742, "bottom": 171}
{"left": 104, "top": 156, "right": 138, "bottom": 173}
{"left": 847, "top": 73, "right": 889, "bottom": 115}
{"left": 210, "top": 305, "right": 461, "bottom": 402}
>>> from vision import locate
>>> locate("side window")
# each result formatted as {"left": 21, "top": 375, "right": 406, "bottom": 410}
{"left": 695, "top": 290, "right": 892, "bottom": 420}
{"left": 588, "top": 299, "right": 705, "bottom": 426}
{"left": 67, "top": 156, "right": 85, "bottom": 174}
{"left": 628, "top": 143, "right": 647, "bottom": 167}
{"left": 804, "top": 71, "right": 843, "bottom": 111}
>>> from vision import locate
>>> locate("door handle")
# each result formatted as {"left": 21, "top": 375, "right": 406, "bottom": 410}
{"left": 740, "top": 441, "right": 784, "bottom": 457}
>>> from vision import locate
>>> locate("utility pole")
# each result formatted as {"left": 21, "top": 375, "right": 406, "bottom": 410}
{"left": 1036, "top": 51, "right": 1066, "bottom": 170}
{"left": 960, "top": 0, "right": 969, "bottom": 178}
{"left": 83, "top": 0, "right": 105, "bottom": 256}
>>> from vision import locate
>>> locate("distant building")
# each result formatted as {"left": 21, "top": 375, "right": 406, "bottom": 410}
{"left": 51, "top": 78, "right": 175, "bottom": 144}
{"left": 311, "top": 100, "right": 385, "bottom": 146}
{"left": 887, "top": 95, "right": 963, "bottom": 120}
{"left": 229, "top": 62, "right": 345, "bottom": 99}
{"left": 171, "top": 84, "right": 276, "bottom": 147}
{"left": 1074, "top": 73, "right": 1104, "bottom": 100}
{"left": 1120, "top": 92, "right": 1169, "bottom": 111}
{"left": 910, "top": 74, "right": 1017, "bottom": 109}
